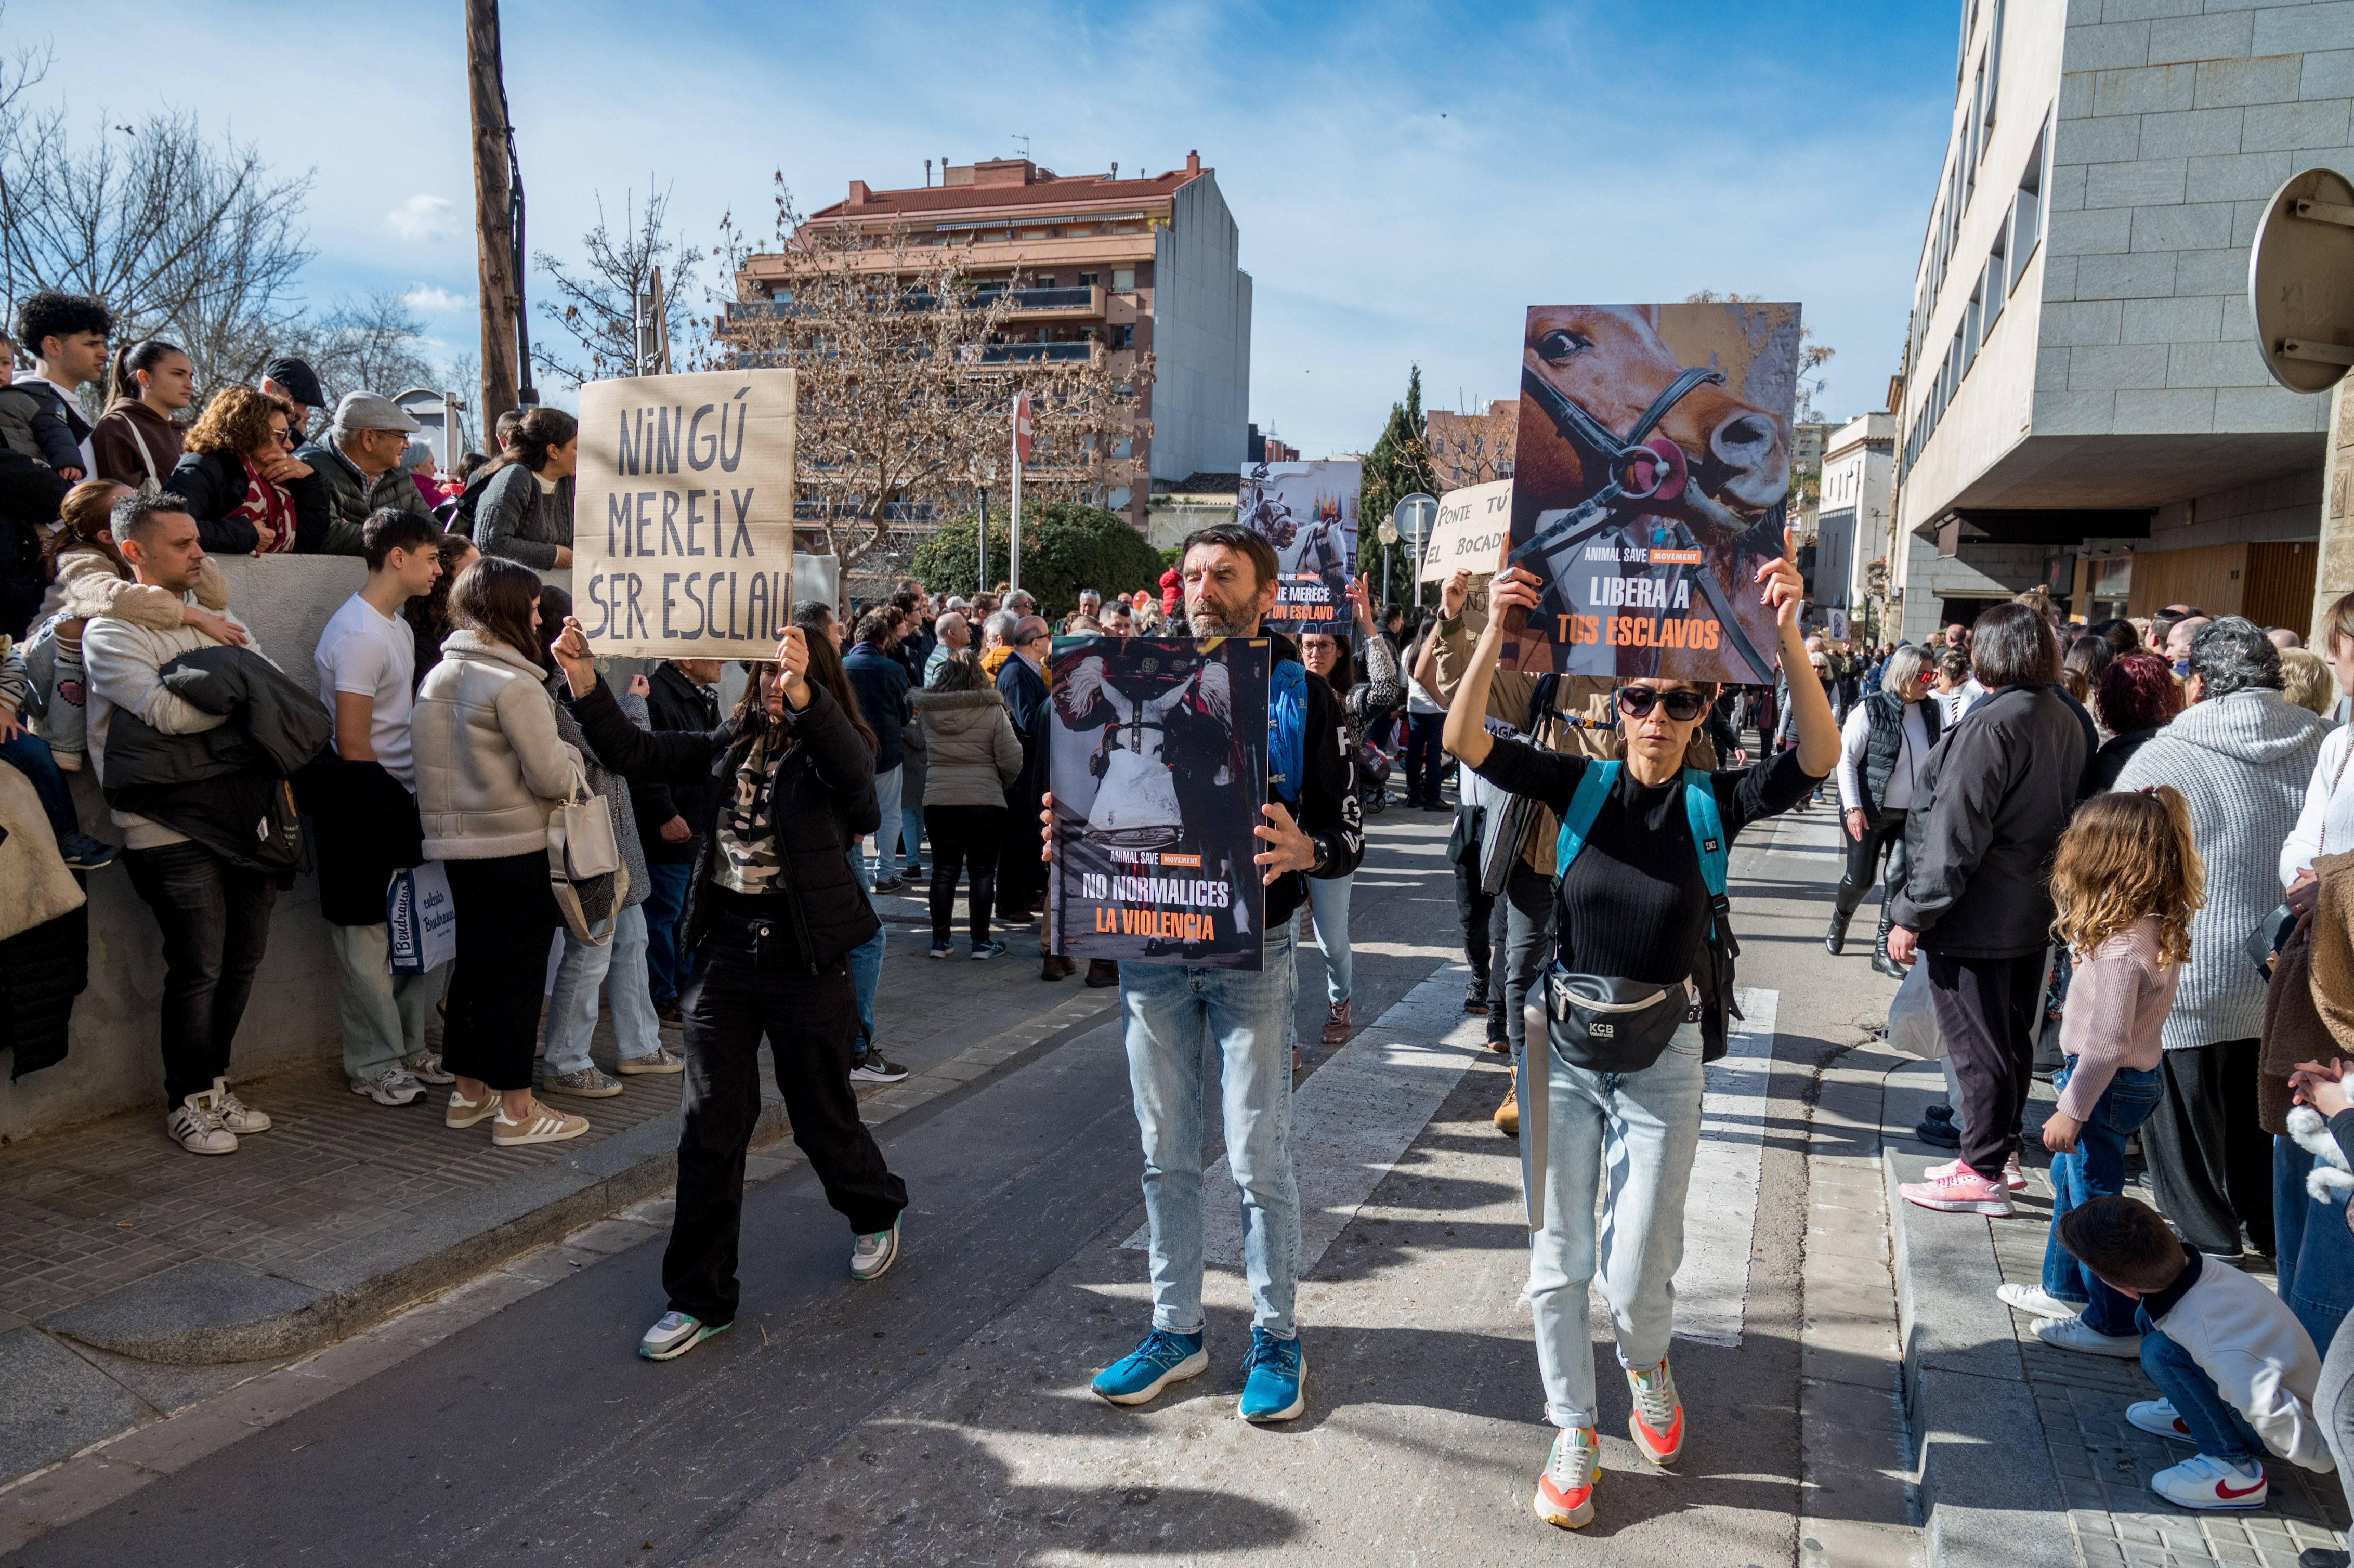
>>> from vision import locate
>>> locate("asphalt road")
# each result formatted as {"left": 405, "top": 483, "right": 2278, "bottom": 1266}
{"left": 7, "top": 781, "right": 1887, "bottom": 1567}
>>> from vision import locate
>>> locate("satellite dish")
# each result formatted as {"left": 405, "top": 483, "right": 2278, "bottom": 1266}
{"left": 2248, "top": 165, "right": 2354, "bottom": 394}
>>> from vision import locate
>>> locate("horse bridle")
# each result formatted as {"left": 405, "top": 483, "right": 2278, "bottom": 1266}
{"left": 1511, "top": 362, "right": 1781, "bottom": 684}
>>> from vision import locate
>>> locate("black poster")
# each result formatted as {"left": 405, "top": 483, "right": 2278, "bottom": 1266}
{"left": 1047, "top": 635, "right": 1271, "bottom": 970}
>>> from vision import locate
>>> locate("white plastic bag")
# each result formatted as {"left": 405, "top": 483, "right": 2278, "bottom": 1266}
{"left": 386, "top": 861, "right": 457, "bottom": 976}
{"left": 1886, "top": 960, "right": 1944, "bottom": 1060}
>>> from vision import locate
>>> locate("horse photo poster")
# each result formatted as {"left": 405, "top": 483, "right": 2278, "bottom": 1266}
{"left": 1046, "top": 635, "right": 1272, "bottom": 972}
{"left": 1237, "top": 459, "right": 1359, "bottom": 636}
{"left": 572, "top": 367, "right": 798, "bottom": 660}
{"left": 1502, "top": 303, "right": 1800, "bottom": 685}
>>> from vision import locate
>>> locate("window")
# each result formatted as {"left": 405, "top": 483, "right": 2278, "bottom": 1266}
{"left": 1079, "top": 271, "right": 1100, "bottom": 287}
{"left": 1108, "top": 324, "right": 1133, "bottom": 349}
{"left": 1965, "top": 62, "right": 1984, "bottom": 203}
{"left": 1985, "top": 0, "right": 2004, "bottom": 137}
{"left": 2008, "top": 120, "right": 2046, "bottom": 295}
{"left": 1983, "top": 225, "right": 2007, "bottom": 332}
{"left": 1111, "top": 268, "right": 1136, "bottom": 292}
{"left": 1963, "top": 284, "right": 1983, "bottom": 373}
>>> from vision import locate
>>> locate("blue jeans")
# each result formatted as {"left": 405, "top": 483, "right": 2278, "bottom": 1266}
{"left": 845, "top": 848, "right": 883, "bottom": 1044}
{"left": 2275, "top": 1134, "right": 2354, "bottom": 1354}
{"left": 544, "top": 903, "right": 663, "bottom": 1075}
{"left": 867, "top": 766, "right": 903, "bottom": 878}
{"left": 1525, "top": 1022, "right": 1706, "bottom": 1429}
{"left": 899, "top": 805, "right": 925, "bottom": 872}
{"left": 1120, "top": 925, "right": 1300, "bottom": 1338}
{"left": 0, "top": 730, "right": 79, "bottom": 838}
{"left": 2041, "top": 1061, "right": 2164, "bottom": 1337}
{"left": 2139, "top": 1318, "right": 2268, "bottom": 1466}
{"left": 642, "top": 860, "right": 694, "bottom": 1009}
{"left": 1302, "top": 871, "right": 1354, "bottom": 1008}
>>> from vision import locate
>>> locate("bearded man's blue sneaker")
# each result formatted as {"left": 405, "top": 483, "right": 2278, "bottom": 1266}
{"left": 638, "top": 1310, "right": 729, "bottom": 1362}
{"left": 1091, "top": 1328, "right": 1207, "bottom": 1406}
{"left": 1237, "top": 1327, "right": 1306, "bottom": 1422}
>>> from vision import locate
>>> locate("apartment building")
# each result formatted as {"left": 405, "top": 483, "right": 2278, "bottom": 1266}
{"left": 1891, "top": 0, "right": 2352, "bottom": 641}
{"left": 735, "top": 154, "right": 1251, "bottom": 533}
{"left": 1814, "top": 413, "right": 1901, "bottom": 641}
{"left": 1426, "top": 401, "right": 1517, "bottom": 492}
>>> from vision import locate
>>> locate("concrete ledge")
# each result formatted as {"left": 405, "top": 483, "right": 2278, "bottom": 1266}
{"left": 39, "top": 1259, "right": 334, "bottom": 1367}
{"left": 1883, "top": 1059, "right": 2075, "bottom": 1568}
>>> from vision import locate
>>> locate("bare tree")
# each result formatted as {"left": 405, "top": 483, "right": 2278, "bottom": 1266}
{"left": 0, "top": 28, "right": 313, "bottom": 406}
{"left": 717, "top": 178, "right": 1150, "bottom": 574}
{"left": 531, "top": 181, "right": 703, "bottom": 386}
{"left": 286, "top": 289, "right": 439, "bottom": 409}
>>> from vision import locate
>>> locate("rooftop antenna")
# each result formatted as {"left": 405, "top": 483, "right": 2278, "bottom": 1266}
{"left": 1012, "top": 133, "right": 1030, "bottom": 160}
{"left": 924, "top": 158, "right": 933, "bottom": 186}
{"left": 1109, "top": 161, "right": 1118, "bottom": 180}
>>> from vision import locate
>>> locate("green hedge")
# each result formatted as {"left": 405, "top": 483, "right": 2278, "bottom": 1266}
{"left": 909, "top": 501, "right": 1166, "bottom": 618}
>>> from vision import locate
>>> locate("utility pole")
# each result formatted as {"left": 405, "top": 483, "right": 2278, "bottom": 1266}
{"left": 465, "top": 0, "right": 532, "bottom": 427}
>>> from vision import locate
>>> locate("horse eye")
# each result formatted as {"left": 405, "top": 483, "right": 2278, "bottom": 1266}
{"left": 1535, "top": 330, "right": 1588, "bottom": 363}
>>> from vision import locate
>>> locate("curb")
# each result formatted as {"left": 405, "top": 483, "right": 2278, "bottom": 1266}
{"left": 36, "top": 991, "right": 1119, "bottom": 1369}
{"left": 1881, "top": 1059, "right": 2076, "bottom": 1568}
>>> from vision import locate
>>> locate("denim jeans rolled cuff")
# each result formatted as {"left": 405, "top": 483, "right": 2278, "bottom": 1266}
{"left": 2137, "top": 1319, "right": 2270, "bottom": 1466}
{"left": 1121, "top": 925, "right": 1300, "bottom": 1339}
{"left": 544, "top": 903, "right": 661, "bottom": 1076}
{"left": 1527, "top": 1025, "right": 1706, "bottom": 1430}
{"left": 2039, "top": 1061, "right": 2163, "bottom": 1339}
{"left": 2274, "top": 1134, "right": 2354, "bottom": 1356}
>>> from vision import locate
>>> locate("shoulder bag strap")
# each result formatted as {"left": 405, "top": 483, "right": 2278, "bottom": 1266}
{"left": 1551, "top": 761, "right": 1617, "bottom": 879}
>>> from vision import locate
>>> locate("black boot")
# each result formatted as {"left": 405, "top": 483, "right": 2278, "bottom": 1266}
{"left": 1825, "top": 885, "right": 1865, "bottom": 955}
{"left": 1871, "top": 906, "right": 1907, "bottom": 979}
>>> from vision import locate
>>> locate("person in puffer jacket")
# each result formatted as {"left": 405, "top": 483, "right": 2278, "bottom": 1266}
{"left": 910, "top": 650, "right": 1021, "bottom": 956}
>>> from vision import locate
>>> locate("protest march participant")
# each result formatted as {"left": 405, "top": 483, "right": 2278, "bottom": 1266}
{"left": 547, "top": 617, "right": 909, "bottom": 1362}
{"left": 1442, "top": 535, "right": 1835, "bottom": 1531}
{"left": 1060, "top": 522, "right": 1362, "bottom": 1426}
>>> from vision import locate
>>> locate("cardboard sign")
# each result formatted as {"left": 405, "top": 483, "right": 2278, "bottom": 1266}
{"left": 1502, "top": 303, "right": 1798, "bottom": 684}
{"left": 572, "top": 369, "right": 797, "bottom": 658}
{"left": 1046, "top": 635, "right": 1270, "bottom": 971}
{"left": 1418, "top": 478, "right": 1513, "bottom": 582}
{"left": 1238, "top": 459, "right": 1358, "bottom": 635}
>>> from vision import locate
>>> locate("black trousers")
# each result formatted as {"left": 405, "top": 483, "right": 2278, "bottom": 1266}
{"left": 441, "top": 852, "right": 562, "bottom": 1092}
{"left": 994, "top": 785, "right": 1043, "bottom": 914}
{"left": 925, "top": 803, "right": 1004, "bottom": 944}
{"left": 1453, "top": 853, "right": 1494, "bottom": 984}
{"left": 2143, "top": 1037, "right": 2273, "bottom": 1258}
{"left": 124, "top": 840, "right": 278, "bottom": 1108}
{"left": 665, "top": 903, "right": 908, "bottom": 1325}
{"left": 1837, "top": 807, "right": 1910, "bottom": 915}
{"left": 1926, "top": 949, "right": 2046, "bottom": 1182}
{"left": 1497, "top": 863, "right": 1558, "bottom": 1057}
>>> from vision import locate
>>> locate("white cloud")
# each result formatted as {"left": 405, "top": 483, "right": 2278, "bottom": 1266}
{"left": 385, "top": 194, "right": 457, "bottom": 244}
{"left": 402, "top": 284, "right": 463, "bottom": 313}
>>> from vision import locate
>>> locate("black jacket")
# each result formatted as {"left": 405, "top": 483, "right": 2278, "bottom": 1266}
{"left": 1265, "top": 635, "right": 1365, "bottom": 927}
{"left": 1858, "top": 689, "right": 1941, "bottom": 824}
{"left": 163, "top": 449, "right": 331, "bottom": 555}
{"left": 630, "top": 662, "right": 722, "bottom": 865}
{"left": 0, "top": 449, "right": 69, "bottom": 638}
{"left": 1892, "top": 684, "right": 2087, "bottom": 959}
{"left": 1, "top": 901, "right": 86, "bottom": 1080}
{"left": 292, "top": 757, "right": 425, "bottom": 925}
{"left": 843, "top": 642, "right": 911, "bottom": 772}
{"left": 568, "top": 677, "right": 881, "bottom": 968}
{"left": 2087, "top": 726, "right": 2162, "bottom": 796}
{"left": 996, "top": 652, "right": 1051, "bottom": 801}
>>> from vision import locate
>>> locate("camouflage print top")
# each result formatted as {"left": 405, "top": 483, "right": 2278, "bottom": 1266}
{"left": 710, "top": 726, "right": 794, "bottom": 895}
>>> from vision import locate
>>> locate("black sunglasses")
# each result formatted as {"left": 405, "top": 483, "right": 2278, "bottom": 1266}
{"left": 1616, "top": 686, "right": 1709, "bottom": 721}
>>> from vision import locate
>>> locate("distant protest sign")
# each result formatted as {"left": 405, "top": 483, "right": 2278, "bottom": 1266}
{"left": 1237, "top": 459, "right": 1358, "bottom": 635}
{"left": 1501, "top": 302, "right": 1798, "bottom": 684}
{"left": 1418, "top": 478, "right": 1512, "bottom": 582}
{"left": 573, "top": 368, "right": 797, "bottom": 658}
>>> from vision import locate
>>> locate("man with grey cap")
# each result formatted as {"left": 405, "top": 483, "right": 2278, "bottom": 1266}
{"left": 259, "top": 356, "right": 328, "bottom": 443}
{"left": 298, "top": 391, "right": 428, "bottom": 555}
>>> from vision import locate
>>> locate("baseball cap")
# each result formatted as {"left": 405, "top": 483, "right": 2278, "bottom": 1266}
{"left": 332, "top": 390, "right": 423, "bottom": 437}
{"left": 260, "top": 356, "right": 327, "bottom": 410}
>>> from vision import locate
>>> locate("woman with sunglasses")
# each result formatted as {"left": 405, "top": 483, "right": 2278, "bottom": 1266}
{"left": 1442, "top": 537, "right": 1838, "bottom": 1532}
{"left": 162, "top": 386, "right": 326, "bottom": 555}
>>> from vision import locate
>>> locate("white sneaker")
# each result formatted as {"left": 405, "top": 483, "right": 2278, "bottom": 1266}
{"left": 1996, "top": 1283, "right": 2082, "bottom": 1319}
{"left": 851, "top": 1218, "right": 900, "bottom": 1281}
{"left": 2150, "top": 1453, "right": 2267, "bottom": 1510}
{"left": 351, "top": 1067, "right": 425, "bottom": 1106}
{"left": 165, "top": 1091, "right": 239, "bottom": 1155}
{"left": 2031, "top": 1314, "right": 2142, "bottom": 1357}
{"left": 210, "top": 1078, "right": 271, "bottom": 1134}
{"left": 2128, "top": 1399, "right": 2195, "bottom": 1442}
{"left": 401, "top": 1051, "right": 456, "bottom": 1086}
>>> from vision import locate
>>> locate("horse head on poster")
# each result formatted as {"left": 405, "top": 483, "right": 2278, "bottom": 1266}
{"left": 1516, "top": 305, "right": 1789, "bottom": 520}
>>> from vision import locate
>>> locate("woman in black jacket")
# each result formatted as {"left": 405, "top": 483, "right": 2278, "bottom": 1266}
{"left": 163, "top": 386, "right": 329, "bottom": 555}
{"left": 548, "top": 618, "right": 909, "bottom": 1363}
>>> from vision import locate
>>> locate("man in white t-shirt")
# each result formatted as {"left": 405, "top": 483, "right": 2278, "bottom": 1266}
{"left": 310, "top": 508, "right": 447, "bottom": 1106}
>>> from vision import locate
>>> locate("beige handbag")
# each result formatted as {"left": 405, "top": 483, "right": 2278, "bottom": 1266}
{"left": 546, "top": 786, "right": 624, "bottom": 946}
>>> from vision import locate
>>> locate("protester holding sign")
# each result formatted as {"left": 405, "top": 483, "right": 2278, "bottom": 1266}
{"left": 1049, "top": 522, "right": 1361, "bottom": 1427}
{"left": 1441, "top": 534, "right": 1835, "bottom": 1532}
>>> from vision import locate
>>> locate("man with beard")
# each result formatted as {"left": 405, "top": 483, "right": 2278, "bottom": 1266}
{"left": 1052, "top": 522, "right": 1362, "bottom": 1425}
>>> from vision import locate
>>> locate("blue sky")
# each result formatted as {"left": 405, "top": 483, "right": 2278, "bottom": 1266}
{"left": 27, "top": 0, "right": 1958, "bottom": 453}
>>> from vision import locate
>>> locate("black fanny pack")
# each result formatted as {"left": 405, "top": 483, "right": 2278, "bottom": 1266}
{"left": 1544, "top": 966, "right": 1695, "bottom": 1073}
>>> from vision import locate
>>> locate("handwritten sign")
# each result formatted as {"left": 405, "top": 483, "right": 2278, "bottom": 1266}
{"left": 1417, "top": 479, "right": 1512, "bottom": 582}
{"left": 573, "top": 368, "right": 797, "bottom": 658}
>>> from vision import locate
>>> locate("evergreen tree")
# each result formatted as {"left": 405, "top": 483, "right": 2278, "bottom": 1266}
{"left": 1361, "top": 365, "right": 1440, "bottom": 612}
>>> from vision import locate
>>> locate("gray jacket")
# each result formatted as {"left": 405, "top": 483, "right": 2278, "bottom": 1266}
{"left": 475, "top": 462, "right": 571, "bottom": 570}
{"left": 911, "top": 688, "right": 1022, "bottom": 808}
{"left": 548, "top": 671, "right": 649, "bottom": 909}
{"left": 1892, "top": 685, "right": 2087, "bottom": 960}
{"left": 2113, "top": 689, "right": 2329, "bottom": 1049}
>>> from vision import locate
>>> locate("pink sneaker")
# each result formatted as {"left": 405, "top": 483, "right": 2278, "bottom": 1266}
{"left": 1899, "top": 1167, "right": 2015, "bottom": 1217}
{"left": 1924, "top": 1154, "right": 2027, "bottom": 1192}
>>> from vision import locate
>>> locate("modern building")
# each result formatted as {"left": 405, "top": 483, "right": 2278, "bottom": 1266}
{"left": 1814, "top": 413, "right": 1901, "bottom": 642}
{"left": 1426, "top": 401, "right": 1518, "bottom": 492}
{"left": 1890, "top": 0, "right": 2352, "bottom": 641}
{"left": 737, "top": 153, "right": 1251, "bottom": 533}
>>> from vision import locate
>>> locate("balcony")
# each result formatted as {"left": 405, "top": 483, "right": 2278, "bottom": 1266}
{"left": 974, "top": 342, "right": 1095, "bottom": 365}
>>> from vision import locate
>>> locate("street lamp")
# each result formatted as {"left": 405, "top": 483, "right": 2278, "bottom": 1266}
{"left": 1390, "top": 493, "right": 1436, "bottom": 609}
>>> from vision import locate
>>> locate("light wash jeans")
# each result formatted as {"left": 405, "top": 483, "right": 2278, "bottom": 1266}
{"left": 1120, "top": 925, "right": 1300, "bottom": 1339}
{"left": 328, "top": 922, "right": 438, "bottom": 1082}
{"left": 899, "top": 805, "right": 925, "bottom": 872}
{"left": 544, "top": 903, "right": 662, "bottom": 1075}
{"left": 845, "top": 847, "right": 884, "bottom": 1044}
{"left": 1524, "top": 1019, "right": 1706, "bottom": 1429}
{"left": 1299, "top": 870, "right": 1354, "bottom": 1007}
{"left": 867, "top": 765, "right": 903, "bottom": 878}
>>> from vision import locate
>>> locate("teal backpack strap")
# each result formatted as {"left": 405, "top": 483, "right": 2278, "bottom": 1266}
{"left": 1552, "top": 761, "right": 1618, "bottom": 879}
{"left": 1268, "top": 656, "right": 1306, "bottom": 807}
{"left": 1681, "top": 767, "right": 1728, "bottom": 901}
